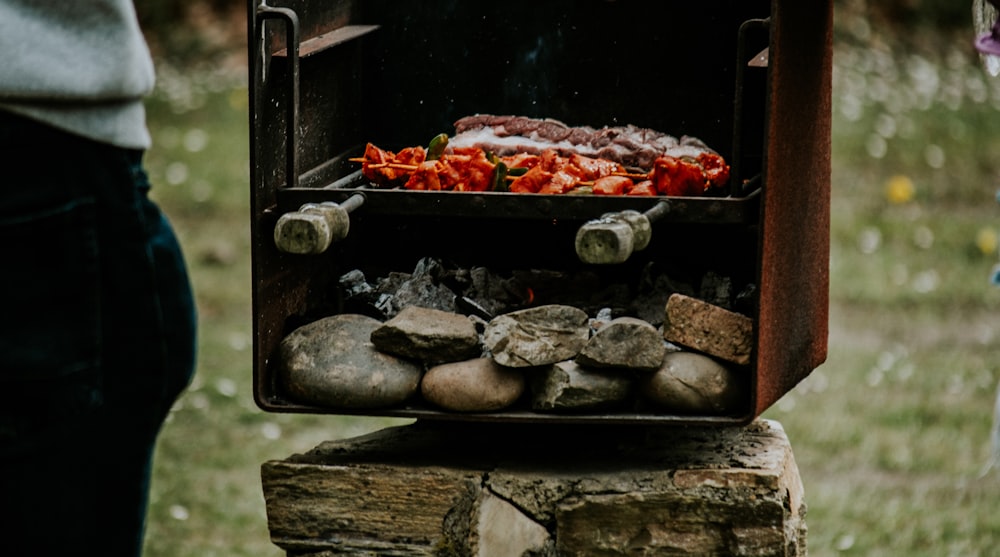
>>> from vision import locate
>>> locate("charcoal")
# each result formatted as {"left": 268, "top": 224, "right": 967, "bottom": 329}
{"left": 508, "top": 269, "right": 631, "bottom": 314}
{"left": 455, "top": 296, "right": 495, "bottom": 321}
{"left": 699, "top": 271, "right": 733, "bottom": 309}
{"left": 458, "top": 266, "right": 529, "bottom": 317}
{"left": 412, "top": 256, "right": 447, "bottom": 281}
{"left": 376, "top": 274, "right": 456, "bottom": 318}
{"left": 734, "top": 283, "right": 758, "bottom": 315}
{"left": 339, "top": 269, "right": 372, "bottom": 298}
{"left": 339, "top": 270, "right": 387, "bottom": 319}
{"left": 631, "top": 264, "right": 695, "bottom": 327}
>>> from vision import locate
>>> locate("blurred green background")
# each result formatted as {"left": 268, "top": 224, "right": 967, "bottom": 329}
{"left": 136, "top": 1, "right": 1000, "bottom": 555}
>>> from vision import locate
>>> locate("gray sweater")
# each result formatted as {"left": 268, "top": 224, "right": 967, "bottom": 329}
{"left": 0, "top": 0, "right": 155, "bottom": 149}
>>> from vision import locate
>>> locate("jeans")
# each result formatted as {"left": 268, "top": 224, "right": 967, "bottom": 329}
{"left": 0, "top": 110, "right": 197, "bottom": 556}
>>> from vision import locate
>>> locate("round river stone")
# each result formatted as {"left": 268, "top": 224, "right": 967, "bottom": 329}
{"left": 640, "top": 351, "right": 747, "bottom": 415}
{"left": 278, "top": 314, "right": 422, "bottom": 409}
{"left": 421, "top": 358, "right": 525, "bottom": 412}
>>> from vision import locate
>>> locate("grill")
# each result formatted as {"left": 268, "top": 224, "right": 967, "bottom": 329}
{"left": 247, "top": 0, "right": 832, "bottom": 426}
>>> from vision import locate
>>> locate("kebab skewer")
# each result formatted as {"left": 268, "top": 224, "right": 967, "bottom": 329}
{"left": 352, "top": 119, "right": 730, "bottom": 197}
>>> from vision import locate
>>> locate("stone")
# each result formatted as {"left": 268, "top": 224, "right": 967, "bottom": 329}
{"left": 639, "top": 351, "right": 748, "bottom": 415}
{"left": 262, "top": 445, "right": 481, "bottom": 555}
{"left": 483, "top": 305, "right": 590, "bottom": 368}
{"left": 421, "top": 358, "right": 526, "bottom": 412}
{"left": 458, "top": 265, "right": 531, "bottom": 319}
{"left": 662, "top": 293, "right": 754, "bottom": 366}
{"left": 473, "top": 492, "right": 550, "bottom": 557}
{"left": 370, "top": 306, "right": 481, "bottom": 364}
{"left": 278, "top": 314, "right": 422, "bottom": 409}
{"left": 575, "top": 316, "right": 666, "bottom": 371}
{"left": 261, "top": 419, "right": 807, "bottom": 556}
{"left": 529, "top": 360, "right": 634, "bottom": 412}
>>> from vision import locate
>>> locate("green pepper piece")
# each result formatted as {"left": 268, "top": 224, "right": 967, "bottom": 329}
{"left": 507, "top": 166, "right": 529, "bottom": 177}
{"left": 427, "top": 133, "right": 449, "bottom": 160}
{"left": 493, "top": 161, "right": 509, "bottom": 192}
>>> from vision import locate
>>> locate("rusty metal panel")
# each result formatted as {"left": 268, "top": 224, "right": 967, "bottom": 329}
{"left": 754, "top": 0, "right": 832, "bottom": 416}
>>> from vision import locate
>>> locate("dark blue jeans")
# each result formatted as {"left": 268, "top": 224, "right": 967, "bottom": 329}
{"left": 0, "top": 110, "right": 197, "bottom": 556}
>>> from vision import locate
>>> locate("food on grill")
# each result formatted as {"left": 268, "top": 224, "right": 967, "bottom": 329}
{"left": 356, "top": 115, "right": 730, "bottom": 196}
{"left": 408, "top": 147, "right": 497, "bottom": 192}
{"left": 360, "top": 142, "right": 426, "bottom": 189}
{"left": 652, "top": 152, "right": 720, "bottom": 197}
{"left": 506, "top": 150, "right": 628, "bottom": 195}
{"left": 452, "top": 114, "right": 723, "bottom": 171}
{"left": 591, "top": 175, "right": 634, "bottom": 196}
{"left": 452, "top": 115, "right": 675, "bottom": 169}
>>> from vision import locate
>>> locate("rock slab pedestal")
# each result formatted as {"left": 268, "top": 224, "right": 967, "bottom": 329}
{"left": 261, "top": 419, "right": 806, "bottom": 556}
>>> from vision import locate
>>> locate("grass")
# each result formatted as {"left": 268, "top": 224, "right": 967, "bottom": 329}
{"left": 763, "top": 13, "right": 1000, "bottom": 557}
{"left": 139, "top": 10, "right": 1000, "bottom": 557}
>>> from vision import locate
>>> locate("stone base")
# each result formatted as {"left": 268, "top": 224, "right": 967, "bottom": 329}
{"left": 261, "top": 419, "right": 806, "bottom": 556}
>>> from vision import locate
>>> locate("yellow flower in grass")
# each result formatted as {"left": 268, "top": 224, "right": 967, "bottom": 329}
{"left": 885, "top": 175, "right": 915, "bottom": 204}
{"left": 976, "top": 227, "right": 998, "bottom": 256}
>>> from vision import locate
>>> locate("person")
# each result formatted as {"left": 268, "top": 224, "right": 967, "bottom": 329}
{"left": 0, "top": 1, "right": 197, "bottom": 555}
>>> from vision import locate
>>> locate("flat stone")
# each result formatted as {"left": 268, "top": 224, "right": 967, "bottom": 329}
{"left": 639, "top": 351, "right": 748, "bottom": 415}
{"left": 483, "top": 305, "right": 590, "bottom": 368}
{"left": 278, "top": 314, "right": 422, "bottom": 409}
{"left": 421, "top": 358, "right": 526, "bottom": 412}
{"left": 575, "top": 316, "right": 666, "bottom": 371}
{"left": 529, "top": 360, "right": 634, "bottom": 412}
{"left": 370, "top": 306, "right": 481, "bottom": 364}
{"left": 261, "top": 419, "right": 806, "bottom": 556}
{"left": 662, "top": 293, "right": 754, "bottom": 366}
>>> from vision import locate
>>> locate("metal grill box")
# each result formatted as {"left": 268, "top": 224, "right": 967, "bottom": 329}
{"left": 248, "top": 0, "right": 832, "bottom": 426}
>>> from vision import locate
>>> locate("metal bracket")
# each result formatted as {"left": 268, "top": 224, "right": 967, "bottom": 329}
{"left": 254, "top": 1, "right": 300, "bottom": 189}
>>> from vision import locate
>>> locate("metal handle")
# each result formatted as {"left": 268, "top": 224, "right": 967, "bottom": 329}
{"left": 575, "top": 201, "right": 670, "bottom": 265}
{"left": 254, "top": 1, "right": 300, "bottom": 189}
{"left": 274, "top": 194, "right": 366, "bottom": 255}
{"left": 731, "top": 17, "right": 770, "bottom": 197}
